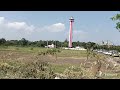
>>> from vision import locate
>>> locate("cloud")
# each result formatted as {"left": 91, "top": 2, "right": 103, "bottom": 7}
{"left": 0, "top": 16, "right": 66, "bottom": 40}
{"left": 42, "top": 23, "right": 65, "bottom": 32}
{"left": 0, "top": 17, "right": 5, "bottom": 24}
{"left": 7, "top": 22, "right": 35, "bottom": 34}
{"left": 0, "top": 17, "right": 65, "bottom": 35}
{"left": 7, "top": 22, "right": 27, "bottom": 30}
{"left": 0, "top": 17, "right": 35, "bottom": 35}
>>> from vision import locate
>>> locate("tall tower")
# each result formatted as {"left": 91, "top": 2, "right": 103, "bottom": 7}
{"left": 69, "top": 16, "right": 74, "bottom": 48}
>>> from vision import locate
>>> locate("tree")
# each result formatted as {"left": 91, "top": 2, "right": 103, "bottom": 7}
{"left": 72, "top": 42, "right": 77, "bottom": 47}
{"left": 80, "top": 42, "right": 87, "bottom": 49}
{"left": 64, "top": 38, "right": 68, "bottom": 42}
{"left": 36, "top": 41, "right": 42, "bottom": 47}
{"left": 63, "top": 39, "right": 68, "bottom": 47}
{"left": 7, "top": 40, "right": 18, "bottom": 46}
{"left": 76, "top": 41, "right": 80, "bottom": 46}
{"left": 0, "top": 38, "right": 6, "bottom": 45}
{"left": 19, "top": 38, "right": 28, "bottom": 46}
{"left": 85, "top": 42, "right": 96, "bottom": 61}
{"left": 40, "top": 41, "right": 45, "bottom": 47}
{"left": 111, "top": 13, "right": 120, "bottom": 31}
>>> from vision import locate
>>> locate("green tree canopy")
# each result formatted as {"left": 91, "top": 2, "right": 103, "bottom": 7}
{"left": 19, "top": 38, "right": 28, "bottom": 46}
{"left": 111, "top": 13, "right": 120, "bottom": 31}
{"left": 0, "top": 38, "right": 6, "bottom": 45}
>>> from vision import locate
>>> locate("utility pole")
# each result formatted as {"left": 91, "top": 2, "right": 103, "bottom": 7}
{"left": 55, "top": 40, "right": 56, "bottom": 48}
{"left": 47, "top": 40, "right": 48, "bottom": 49}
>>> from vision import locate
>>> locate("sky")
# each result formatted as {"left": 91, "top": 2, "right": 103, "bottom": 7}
{"left": 0, "top": 11, "right": 120, "bottom": 45}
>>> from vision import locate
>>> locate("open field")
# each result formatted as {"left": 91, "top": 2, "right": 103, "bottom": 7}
{"left": 0, "top": 46, "right": 120, "bottom": 79}
{"left": 0, "top": 46, "right": 87, "bottom": 75}
{"left": 0, "top": 46, "right": 87, "bottom": 57}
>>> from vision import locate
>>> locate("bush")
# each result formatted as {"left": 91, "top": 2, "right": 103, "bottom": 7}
{"left": 0, "top": 46, "right": 8, "bottom": 49}
{"left": 63, "top": 66, "right": 83, "bottom": 79}
{"left": 30, "top": 47, "right": 34, "bottom": 50}
{"left": 15, "top": 47, "right": 19, "bottom": 50}
{"left": 0, "top": 60, "right": 56, "bottom": 79}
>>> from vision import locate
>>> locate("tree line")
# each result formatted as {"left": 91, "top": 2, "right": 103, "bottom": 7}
{"left": 0, "top": 38, "right": 95, "bottom": 48}
{"left": 1, "top": 38, "right": 120, "bottom": 52}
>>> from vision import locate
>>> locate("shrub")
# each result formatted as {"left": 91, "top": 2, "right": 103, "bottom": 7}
{"left": 30, "top": 47, "right": 33, "bottom": 50}
{"left": 15, "top": 47, "right": 19, "bottom": 50}
{"left": 63, "top": 66, "right": 83, "bottom": 79}
{"left": 0, "top": 60, "right": 56, "bottom": 79}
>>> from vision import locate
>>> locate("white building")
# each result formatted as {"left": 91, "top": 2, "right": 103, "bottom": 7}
{"left": 45, "top": 44, "right": 55, "bottom": 48}
{"left": 75, "top": 46, "right": 86, "bottom": 50}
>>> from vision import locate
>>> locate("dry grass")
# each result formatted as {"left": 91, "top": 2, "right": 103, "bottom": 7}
{"left": 0, "top": 46, "right": 120, "bottom": 79}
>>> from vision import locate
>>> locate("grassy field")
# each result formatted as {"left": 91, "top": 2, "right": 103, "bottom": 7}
{"left": 0, "top": 46, "right": 47, "bottom": 53}
{"left": 0, "top": 46, "right": 87, "bottom": 57}
{"left": 0, "top": 46, "right": 120, "bottom": 79}
{"left": 57, "top": 49, "right": 87, "bottom": 58}
{"left": 0, "top": 46, "right": 86, "bottom": 76}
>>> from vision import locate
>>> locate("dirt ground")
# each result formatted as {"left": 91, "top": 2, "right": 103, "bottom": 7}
{"left": 0, "top": 50, "right": 119, "bottom": 65}
{"left": 1, "top": 50, "right": 120, "bottom": 75}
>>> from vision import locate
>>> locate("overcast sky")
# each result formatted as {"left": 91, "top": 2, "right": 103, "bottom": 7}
{"left": 0, "top": 11, "right": 120, "bottom": 45}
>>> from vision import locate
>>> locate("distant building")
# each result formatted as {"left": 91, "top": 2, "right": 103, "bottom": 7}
{"left": 75, "top": 46, "right": 86, "bottom": 50}
{"left": 45, "top": 44, "right": 55, "bottom": 48}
